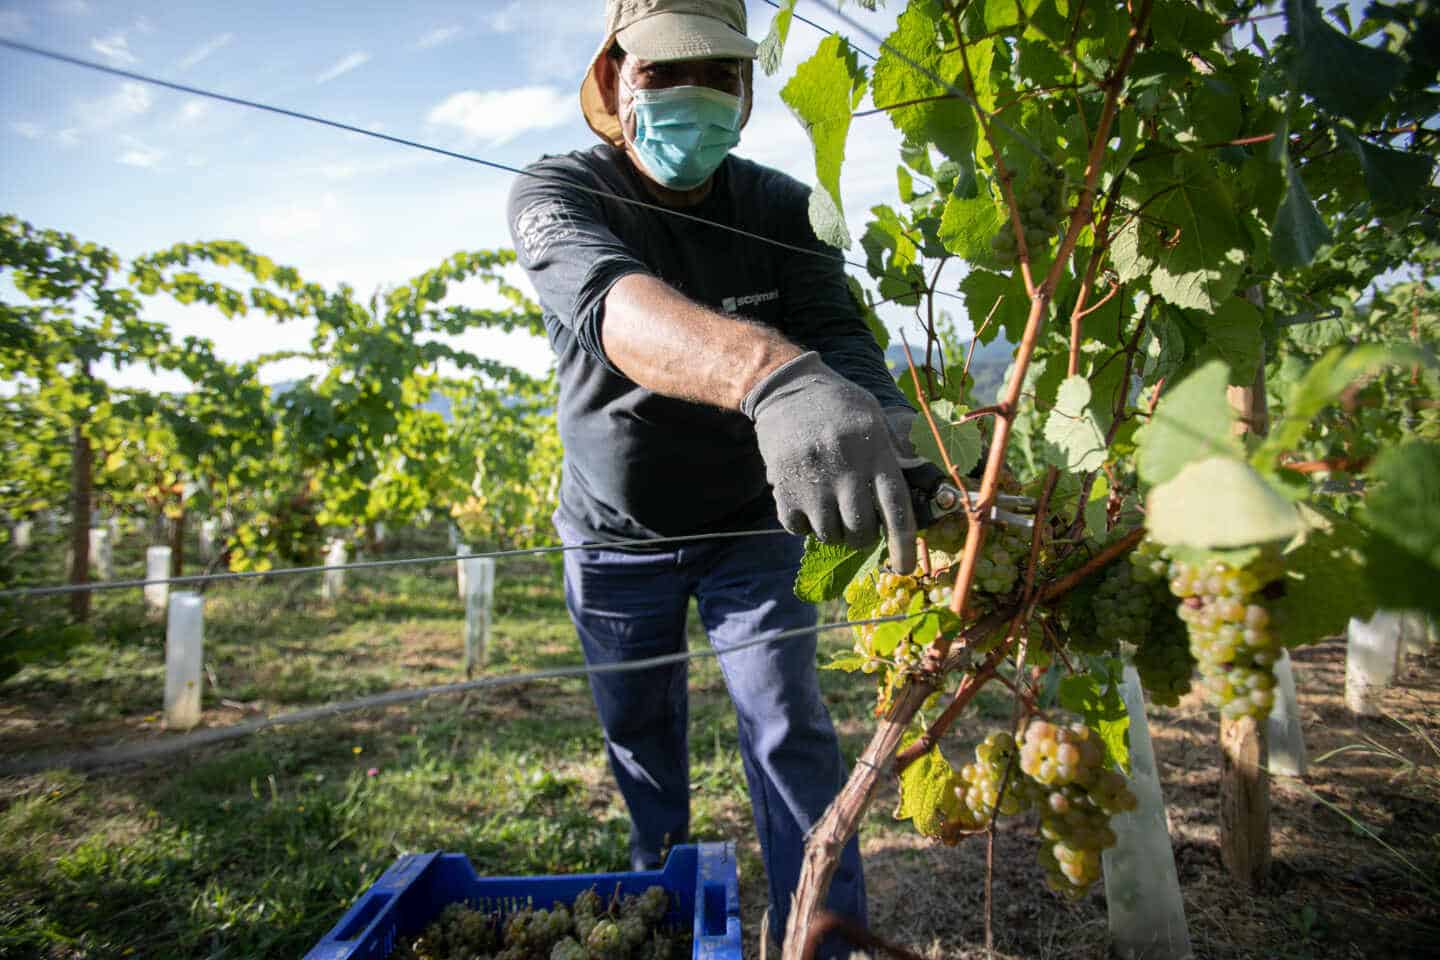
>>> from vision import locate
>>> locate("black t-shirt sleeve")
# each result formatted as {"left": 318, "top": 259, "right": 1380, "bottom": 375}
{"left": 767, "top": 175, "right": 911, "bottom": 411}
{"left": 506, "top": 158, "right": 652, "bottom": 371}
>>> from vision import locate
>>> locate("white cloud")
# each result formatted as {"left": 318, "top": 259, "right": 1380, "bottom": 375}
{"left": 57, "top": 127, "right": 81, "bottom": 147}
{"left": 117, "top": 144, "right": 163, "bottom": 168}
{"left": 132, "top": 15, "right": 154, "bottom": 35}
{"left": 416, "top": 26, "right": 461, "bottom": 49}
{"left": 51, "top": 0, "right": 89, "bottom": 14}
{"left": 426, "top": 86, "right": 572, "bottom": 146}
{"left": 177, "top": 32, "right": 233, "bottom": 70}
{"left": 0, "top": 9, "right": 28, "bottom": 37}
{"left": 315, "top": 51, "right": 370, "bottom": 84}
{"left": 8, "top": 121, "right": 42, "bottom": 140}
{"left": 91, "top": 32, "right": 137, "bottom": 64}
{"left": 177, "top": 99, "right": 210, "bottom": 125}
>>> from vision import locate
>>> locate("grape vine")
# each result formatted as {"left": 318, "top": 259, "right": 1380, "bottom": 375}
{"left": 775, "top": 0, "right": 1440, "bottom": 953}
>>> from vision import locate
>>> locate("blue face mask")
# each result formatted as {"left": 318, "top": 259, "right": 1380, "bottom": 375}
{"left": 623, "top": 83, "right": 743, "bottom": 191}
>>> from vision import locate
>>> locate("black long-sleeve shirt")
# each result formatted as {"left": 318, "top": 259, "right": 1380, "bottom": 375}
{"left": 507, "top": 144, "right": 906, "bottom": 544}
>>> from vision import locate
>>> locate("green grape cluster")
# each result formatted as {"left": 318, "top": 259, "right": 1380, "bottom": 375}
{"left": 936, "top": 720, "right": 1137, "bottom": 899}
{"left": 1020, "top": 720, "right": 1137, "bottom": 898}
{"left": 1091, "top": 561, "right": 1152, "bottom": 650}
{"left": 1168, "top": 554, "right": 1283, "bottom": 721}
{"left": 950, "top": 731, "right": 1035, "bottom": 832}
{"left": 923, "top": 512, "right": 966, "bottom": 554}
{"left": 398, "top": 884, "right": 686, "bottom": 960}
{"left": 1132, "top": 609, "right": 1194, "bottom": 708}
{"left": 989, "top": 166, "right": 1065, "bottom": 265}
{"left": 975, "top": 526, "right": 1030, "bottom": 596}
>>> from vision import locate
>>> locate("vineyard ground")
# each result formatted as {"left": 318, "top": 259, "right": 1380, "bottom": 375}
{"left": 0, "top": 530, "right": 1436, "bottom": 959}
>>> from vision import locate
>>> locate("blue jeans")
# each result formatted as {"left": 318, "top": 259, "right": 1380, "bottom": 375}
{"left": 557, "top": 517, "right": 866, "bottom": 950}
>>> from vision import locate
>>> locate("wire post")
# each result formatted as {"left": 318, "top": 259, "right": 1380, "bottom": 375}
{"left": 456, "top": 543, "right": 472, "bottom": 598}
{"left": 463, "top": 556, "right": 496, "bottom": 678}
{"left": 1346, "top": 611, "right": 1403, "bottom": 715}
{"left": 321, "top": 538, "right": 348, "bottom": 601}
{"left": 1265, "top": 651, "right": 1306, "bottom": 777}
{"left": 12, "top": 520, "right": 32, "bottom": 551}
{"left": 1102, "top": 666, "right": 1193, "bottom": 960}
{"left": 164, "top": 592, "right": 205, "bottom": 730}
{"left": 144, "top": 546, "right": 172, "bottom": 616}
{"left": 88, "top": 527, "right": 113, "bottom": 581}
{"left": 199, "top": 517, "right": 219, "bottom": 563}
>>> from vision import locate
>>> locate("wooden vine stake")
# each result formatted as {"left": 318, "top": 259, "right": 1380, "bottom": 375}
{"left": 1220, "top": 325, "right": 1270, "bottom": 889}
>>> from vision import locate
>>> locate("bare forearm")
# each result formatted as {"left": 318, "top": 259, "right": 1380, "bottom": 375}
{"left": 601, "top": 273, "right": 804, "bottom": 409}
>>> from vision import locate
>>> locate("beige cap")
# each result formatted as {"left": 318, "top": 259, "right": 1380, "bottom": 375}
{"left": 580, "top": 0, "right": 758, "bottom": 146}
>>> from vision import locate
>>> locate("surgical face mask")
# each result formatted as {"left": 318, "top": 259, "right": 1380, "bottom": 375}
{"left": 622, "top": 81, "right": 743, "bottom": 191}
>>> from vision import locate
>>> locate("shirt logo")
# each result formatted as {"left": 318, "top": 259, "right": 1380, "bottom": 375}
{"left": 515, "top": 199, "right": 577, "bottom": 264}
{"left": 721, "top": 289, "right": 780, "bottom": 312}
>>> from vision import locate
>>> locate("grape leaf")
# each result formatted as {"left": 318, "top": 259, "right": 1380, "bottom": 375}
{"left": 782, "top": 35, "right": 867, "bottom": 249}
{"left": 1146, "top": 456, "right": 1301, "bottom": 549}
{"left": 1336, "top": 128, "right": 1436, "bottom": 209}
{"left": 757, "top": 0, "right": 797, "bottom": 76}
{"left": 794, "top": 537, "right": 880, "bottom": 603}
{"left": 910, "top": 399, "right": 983, "bottom": 478}
{"left": 1271, "top": 504, "right": 1376, "bottom": 647}
{"left": 872, "top": 0, "right": 982, "bottom": 161}
{"left": 1191, "top": 297, "right": 1264, "bottom": 387}
{"left": 1043, "top": 376, "right": 1109, "bottom": 473}
{"left": 894, "top": 731, "right": 963, "bottom": 838}
{"left": 1253, "top": 343, "right": 1430, "bottom": 474}
{"left": 1058, "top": 669, "right": 1131, "bottom": 774}
{"left": 1358, "top": 440, "right": 1440, "bottom": 620}
{"left": 1134, "top": 360, "right": 1242, "bottom": 488}
{"left": 1271, "top": 153, "right": 1332, "bottom": 269}
{"left": 823, "top": 652, "right": 867, "bottom": 673}
{"left": 1111, "top": 156, "right": 1250, "bottom": 312}
{"left": 1283, "top": 0, "right": 1406, "bottom": 122}
{"left": 939, "top": 192, "right": 1006, "bottom": 263}
{"left": 958, "top": 269, "right": 1031, "bottom": 344}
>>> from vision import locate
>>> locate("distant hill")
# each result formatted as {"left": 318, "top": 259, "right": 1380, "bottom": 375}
{"left": 884, "top": 336, "right": 1013, "bottom": 402}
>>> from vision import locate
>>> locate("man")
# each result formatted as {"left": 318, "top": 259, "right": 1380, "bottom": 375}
{"left": 506, "top": 0, "right": 921, "bottom": 949}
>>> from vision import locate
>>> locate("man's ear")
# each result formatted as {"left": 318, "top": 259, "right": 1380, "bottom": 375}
{"left": 596, "top": 52, "right": 620, "bottom": 115}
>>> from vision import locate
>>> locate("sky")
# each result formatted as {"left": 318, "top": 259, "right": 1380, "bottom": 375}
{"left": 0, "top": 0, "right": 920, "bottom": 393}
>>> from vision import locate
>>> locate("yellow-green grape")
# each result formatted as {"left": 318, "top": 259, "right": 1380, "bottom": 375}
{"left": 1022, "top": 721, "right": 1136, "bottom": 899}
{"left": 989, "top": 166, "right": 1064, "bottom": 267}
{"left": 1018, "top": 720, "right": 1106, "bottom": 788}
{"left": 1169, "top": 555, "right": 1283, "bottom": 720}
{"left": 951, "top": 731, "right": 1036, "bottom": 831}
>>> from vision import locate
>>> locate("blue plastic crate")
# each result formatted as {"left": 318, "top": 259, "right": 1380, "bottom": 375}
{"left": 304, "top": 842, "right": 741, "bottom": 960}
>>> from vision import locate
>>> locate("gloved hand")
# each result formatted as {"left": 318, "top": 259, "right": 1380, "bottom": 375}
{"left": 885, "top": 405, "right": 949, "bottom": 499}
{"left": 742, "top": 352, "right": 917, "bottom": 574}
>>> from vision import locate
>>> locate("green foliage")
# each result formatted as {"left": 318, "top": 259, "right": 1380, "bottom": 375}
{"left": 1359, "top": 440, "right": 1440, "bottom": 618}
{"left": 794, "top": 538, "right": 880, "bottom": 603}
{"left": 909, "top": 399, "right": 983, "bottom": 476}
{"left": 893, "top": 730, "right": 961, "bottom": 837}
{"left": 781, "top": 35, "right": 868, "bottom": 248}
{"left": 1057, "top": 667, "right": 1130, "bottom": 775}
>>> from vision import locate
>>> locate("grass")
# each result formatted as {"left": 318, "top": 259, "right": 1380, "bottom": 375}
{"left": 0, "top": 527, "right": 901, "bottom": 959}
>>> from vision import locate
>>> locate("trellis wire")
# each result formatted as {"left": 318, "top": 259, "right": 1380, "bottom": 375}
{"left": 0, "top": 36, "right": 963, "bottom": 304}
{"left": 0, "top": 612, "right": 906, "bottom": 776}
{"left": 0, "top": 527, "right": 794, "bottom": 599}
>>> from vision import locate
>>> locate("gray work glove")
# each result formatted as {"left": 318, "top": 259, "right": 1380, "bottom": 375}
{"left": 742, "top": 352, "right": 917, "bottom": 574}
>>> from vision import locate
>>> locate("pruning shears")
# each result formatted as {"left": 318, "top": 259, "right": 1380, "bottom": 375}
{"left": 903, "top": 462, "right": 1037, "bottom": 531}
